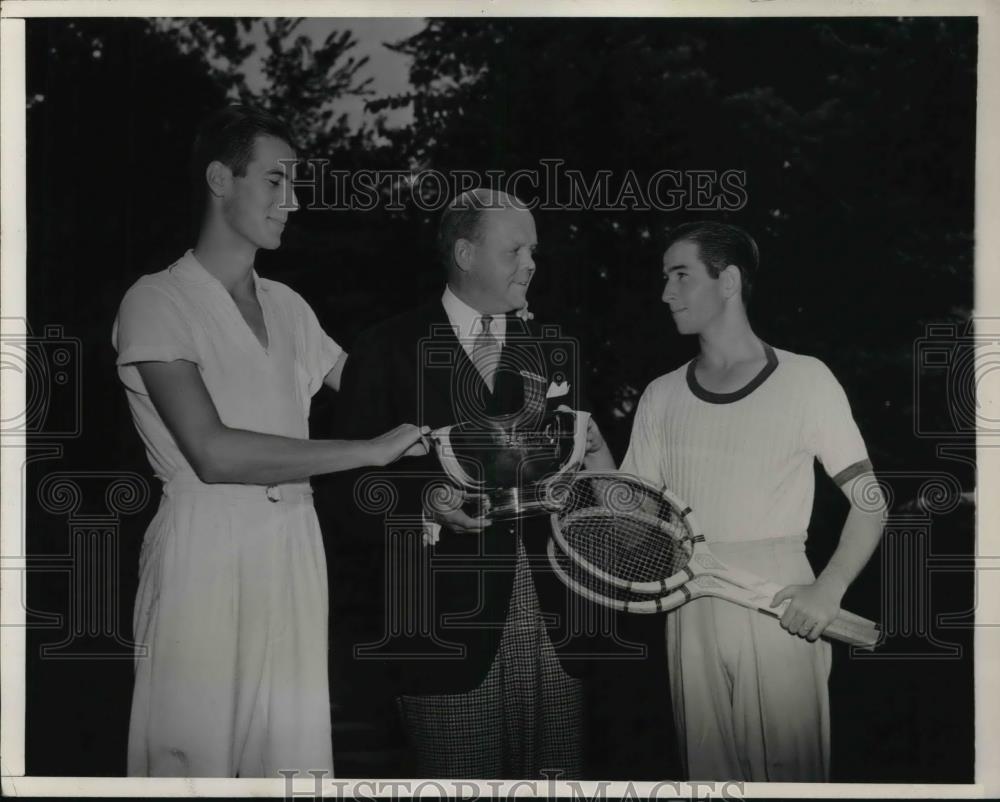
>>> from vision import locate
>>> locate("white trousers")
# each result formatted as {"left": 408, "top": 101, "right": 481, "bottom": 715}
{"left": 127, "top": 478, "right": 334, "bottom": 777}
{"left": 668, "top": 536, "right": 832, "bottom": 782}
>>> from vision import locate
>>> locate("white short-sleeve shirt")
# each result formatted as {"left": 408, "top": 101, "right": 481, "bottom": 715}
{"left": 112, "top": 250, "right": 343, "bottom": 482}
{"left": 621, "top": 345, "right": 871, "bottom": 544}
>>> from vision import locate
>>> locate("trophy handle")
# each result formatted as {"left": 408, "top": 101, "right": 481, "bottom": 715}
{"left": 555, "top": 408, "right": 590, "bottom": 475}
{"left": 429, "top": 425, "right": 485, "bottom": 490}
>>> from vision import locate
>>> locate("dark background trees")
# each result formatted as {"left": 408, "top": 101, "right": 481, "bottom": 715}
{"left": 22, "top": 16, "right": 975, "bottom": 780}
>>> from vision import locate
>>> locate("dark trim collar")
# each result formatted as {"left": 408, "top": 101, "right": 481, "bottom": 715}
{"left": 686, "top": 343, "right": 778, "bottom": 404}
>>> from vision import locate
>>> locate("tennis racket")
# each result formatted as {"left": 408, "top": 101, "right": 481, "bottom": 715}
{"left": 545, "top": 472, "right": 881, "bottom": 648}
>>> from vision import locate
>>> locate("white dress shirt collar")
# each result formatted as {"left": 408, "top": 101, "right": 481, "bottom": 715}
{"left": 441, "top": 285, "right": 507, "bottom": 351}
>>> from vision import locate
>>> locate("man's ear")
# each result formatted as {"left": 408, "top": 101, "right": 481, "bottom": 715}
{"left": 454, "top": 238, "right": 476, "bottom": 273}
{"left": 721, "top": 264, "right": 742, "bottom": 301}
{"left": 205, "top": 160, "right": 232, "bottom": 198}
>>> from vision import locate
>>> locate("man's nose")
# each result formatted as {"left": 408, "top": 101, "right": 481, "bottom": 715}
{"left": 286, "top": 184, "right": 300, "bottom": 213}
{"left": 662, "top": 281, "right": 675, "bottom": 303}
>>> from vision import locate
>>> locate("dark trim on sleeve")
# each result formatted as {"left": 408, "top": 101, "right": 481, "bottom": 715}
{"left": 832, "top": 459, "right": 874, "bottom": 487}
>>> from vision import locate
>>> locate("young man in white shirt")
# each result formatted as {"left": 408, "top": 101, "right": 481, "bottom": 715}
{"left": 620, "top": 221, "right": 886, "bottom": 781}
{"left": 114, "top": 105, "right": 427, "bottom": 777}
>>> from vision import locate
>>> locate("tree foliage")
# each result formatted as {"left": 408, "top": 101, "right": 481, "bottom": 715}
{"left": 256, "top": 19, "right": 373, "bottom": 152}
{"left": 366, "top": 18, "right": 976, "bottom": 469}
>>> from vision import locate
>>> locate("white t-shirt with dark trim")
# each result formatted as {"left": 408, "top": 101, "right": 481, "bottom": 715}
{"left": 621, "top": 345, "right": 871, "bottom": 544}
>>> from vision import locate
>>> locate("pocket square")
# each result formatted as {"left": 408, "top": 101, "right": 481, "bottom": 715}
{"left": 546, "top": 380, "right": 570, "bottom": 399}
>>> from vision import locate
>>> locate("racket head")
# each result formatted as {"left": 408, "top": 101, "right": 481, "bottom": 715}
{"left": 548, "top": 471, "right": 705, "bottom": 594}
{"left": 548, "top": 474, "right": 882, "bottom": 648}
{"left": 545, "top": 537, "right": 685, "bottom": 615}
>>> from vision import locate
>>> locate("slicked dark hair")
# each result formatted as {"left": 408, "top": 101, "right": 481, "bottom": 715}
{"left": 437, "top": 189, "right": 527, "bottom": 274}
{"left": 663, "top": 221, "right": 759, "bottom": 307}
{"left": 190, "top": 105, "right": 296, "bottom": 226}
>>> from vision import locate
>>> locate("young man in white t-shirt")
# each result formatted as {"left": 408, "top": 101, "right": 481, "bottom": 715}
{"left": 620, "top": 221, "right": 886, "bottom": 781}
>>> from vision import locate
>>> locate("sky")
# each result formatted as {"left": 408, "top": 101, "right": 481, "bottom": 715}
{"left": 243, "top": 17, "right": 426, "bottom": 131}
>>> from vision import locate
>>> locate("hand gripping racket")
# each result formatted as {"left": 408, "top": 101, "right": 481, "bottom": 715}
{"left": 545, "top": 472, "right": 881, "bottom": 648}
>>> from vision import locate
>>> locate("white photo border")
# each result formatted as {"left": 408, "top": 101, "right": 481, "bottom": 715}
{"left": 2, "top": 0, "right": 997, "bottom": 797}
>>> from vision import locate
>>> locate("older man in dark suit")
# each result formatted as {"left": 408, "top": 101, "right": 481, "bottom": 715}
{"left": 336, "top": 189, "right": 614, "bottom": 779}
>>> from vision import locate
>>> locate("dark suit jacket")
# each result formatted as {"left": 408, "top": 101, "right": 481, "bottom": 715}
{"left": 334, "top": 298, "right": 595, "bottom": 696}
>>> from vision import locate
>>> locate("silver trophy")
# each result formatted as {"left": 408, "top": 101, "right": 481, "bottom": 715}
{"left": 430, "top": 371, "right": 590, "bottom": 520}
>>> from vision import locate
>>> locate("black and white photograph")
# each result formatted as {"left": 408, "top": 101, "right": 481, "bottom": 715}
{"left": 1, "top": 0, "right": 998, "bottom": 797}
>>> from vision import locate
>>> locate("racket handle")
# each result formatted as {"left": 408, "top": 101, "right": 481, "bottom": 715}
{"left": 825, "top": 609, "right": 881, "bottom": 649}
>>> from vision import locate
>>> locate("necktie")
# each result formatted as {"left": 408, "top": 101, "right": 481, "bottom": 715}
{"left": 471, "top": 315, "right": 501, "bottom": 392}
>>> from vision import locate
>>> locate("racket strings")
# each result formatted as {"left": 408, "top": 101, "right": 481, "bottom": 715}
{"left": 561, "top": 513, "right": 692, "bottom": 583}
{"left": 547, "top": 537, "right": 661, "bottom": 607}
{"left": 553, "top": 475, "right": 695, "bottom": 585}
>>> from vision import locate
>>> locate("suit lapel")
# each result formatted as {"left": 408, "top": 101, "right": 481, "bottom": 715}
{"left": 491, "top": 314, "right": 522, "bottom": 414}
{"left": 493, "top": 315, "right": 551, "bottom": 420}
{"left": 423, "top": 304, "right": 551, "bottom": 424}
{"left": 419, "top": 300, "right": 492, "bottom": 423}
